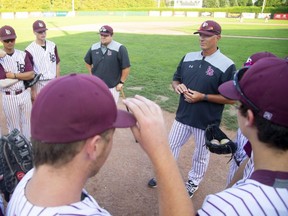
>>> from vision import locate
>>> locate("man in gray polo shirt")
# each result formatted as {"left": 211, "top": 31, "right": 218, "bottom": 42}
{"left": 84, "top": 25, "right": 131, "bottom": 103}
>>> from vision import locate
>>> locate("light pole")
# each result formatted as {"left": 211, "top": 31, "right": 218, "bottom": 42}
{"left": 261, "top": 0, "right": 266, "bottom": 13}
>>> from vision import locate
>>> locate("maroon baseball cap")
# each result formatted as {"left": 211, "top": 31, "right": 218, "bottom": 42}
{"left": 33, "top": 20, "right": 48, "bottom": 32}
{"left": 31, "top": 74, "right": 136, "bottom": 143}
{"left": 244, "top": 51, "right": 277, "bottom": 67}
{"left": 219, "top": 57, "right": 288, "bottom": 127}
{"left": 99, "top": 25, "right": 113, "bottom": 36}
{"left": 194, "top": 20, "right": 221, "bottom": 36}
{"left": 0, "top": 25, "right": 17, "bottom": 40}
{"left": 219, "top": 51, "right": 277, "bottom": 100}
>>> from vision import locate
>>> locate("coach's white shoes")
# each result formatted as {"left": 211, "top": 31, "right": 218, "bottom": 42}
{"left": 186, "top": 180, "right": 198, "bottom": 198}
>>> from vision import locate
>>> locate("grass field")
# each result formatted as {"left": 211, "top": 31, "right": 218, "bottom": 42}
{"left": 1, "top": 16, "right": 288, "bottom": 130}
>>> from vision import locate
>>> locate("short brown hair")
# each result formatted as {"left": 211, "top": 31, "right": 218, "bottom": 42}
{"left": 32, "top": 129, "right": 115, "bottom": 168}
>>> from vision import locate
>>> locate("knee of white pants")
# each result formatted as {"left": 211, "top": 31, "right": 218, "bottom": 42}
{"left": 109, "top": 87, "right": 119, "bottom": 103}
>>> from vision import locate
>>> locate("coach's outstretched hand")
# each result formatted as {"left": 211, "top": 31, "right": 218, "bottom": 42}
{"left": 123, "top": 95, "right": 194, "bottom": 216}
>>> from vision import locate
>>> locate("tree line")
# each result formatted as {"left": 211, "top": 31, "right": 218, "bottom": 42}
{"left": 0, "top": 0, "right": 286, "bottom": 11}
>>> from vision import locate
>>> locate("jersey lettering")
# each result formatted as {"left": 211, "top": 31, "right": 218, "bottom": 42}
{"left": 16, "top": 61, "right": 25, "bottom": 72}
{"left": 49, "top": 52, "right": 56, "bottom": 63}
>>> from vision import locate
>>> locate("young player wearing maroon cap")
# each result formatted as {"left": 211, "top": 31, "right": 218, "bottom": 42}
{"left": 148, "top": 20, "right": 236, "bottom": 198}
{"left": 25, "top": 20, "right": 61, "bottom": 102}
{"left": 0, "top": 25, "right": 34, "bottom": 140}
{"left": 198, "top": 57, "right": 288, "bottom": 215}
{"left": 0, "top": 50, "right": 6, "bottom": 214}
{"left": 226, "top": 51, "right": 277, "bottom": 187}
{"left": 84, "top": 25, "right": 131, "bottom": 103}
{"left": 0, "top": 48, "right": 6, "bottom": 138}
{"left": 6, "top": 74, "right": 194, "bottom": 216}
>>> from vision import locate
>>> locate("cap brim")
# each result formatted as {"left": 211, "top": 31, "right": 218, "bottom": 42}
{"left": 34, "top": 28, "right": 48, "bottom": 32}
{"left": 218, "top": 80, "right": 241, "bottom": 100}
{"left": 99, "top": 32, "right": 110, "bottom": 36}
{"left": 193, "top": 30, "right": 218, "bottom": 36}
{"left": 1, "top": 35, "right": 16, "bottom": 40}
{"left": 113, "top": 110, "right": 136, "bottom": 128}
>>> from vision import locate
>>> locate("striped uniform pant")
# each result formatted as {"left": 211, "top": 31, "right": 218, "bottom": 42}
{"left": 109, "top": 87, "right": 120, "bottom": 104}
{"left": 0, "top": 195, "right": 3, "bottom": 216}
{"left": 33, "top": 80, "right": 51, "bottom": 97}
{"left": 226, "top": 128, "right": 248, "bottom": 186}
{"left": 2, "top": 89, "right": 32, "bottom": 140}
{"left": 243, "top": 152, "right": 254, "bottom": 180}
{"left": 169, "top": 120, "right": 210, "bottom": 185}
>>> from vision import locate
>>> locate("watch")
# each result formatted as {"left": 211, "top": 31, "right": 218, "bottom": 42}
{"left": 119, "top": 80, "right": 125, "bottom": 84}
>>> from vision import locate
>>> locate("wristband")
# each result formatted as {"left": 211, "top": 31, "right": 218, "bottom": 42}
{"left": 119, "top": 80, "right": 125, "bottom": 84}
{"left": 14, "top": 73, "right": 16, "bottom": 79}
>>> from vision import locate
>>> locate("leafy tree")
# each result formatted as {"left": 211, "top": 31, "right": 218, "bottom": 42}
{"left": 247, "top": 0, "right": 253, "bottom": 6}
{"left": 230, "top": 0, "right": 239, "bottom": 6}
{"left": 0, "top": 0, "right": 286, "bottom": 11}
{"left": 219, "top": 0, "right": 230, "bottom": 7}
{"left": 203, "top": 0, "right": 220, "bottom": 7}
{"left": 238, "top": 0, "right": 248, "bottom": 6}
{"left": 255, "top": 0, "right": 283, "bottom": 6}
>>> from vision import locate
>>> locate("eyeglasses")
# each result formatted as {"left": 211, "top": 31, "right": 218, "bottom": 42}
{"left": 199, "top": 33, "right": 215, "bottom": 38}
{"left": 3, "top": 39, "right": 15, "bottom": 43}
{"left": 37, "top": 31, "right": 46, "bottom": 34}
{"left": 233, "top": 67, "right": 260, "bottom": 112}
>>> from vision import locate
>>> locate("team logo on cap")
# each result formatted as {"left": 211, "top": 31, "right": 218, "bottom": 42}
{"left": 201, "top": 22, "right": 214, "bottom": 31}
{"left": 244, "top": 57, "right": 253, "bottom": 66}
{"left": 99, "top": 26, "right": 108, "bottom": 33}
{"left": 38, "top": 22, "right": 44, "bottom": 28}
{"left": 202, "top": 22, "right": 208, "bottom": 28}
{"left": 263, "top": 111, "right": 273, "bottom": 121}
{"left": 5, "top": 29, "right": 12, "bottom": 35}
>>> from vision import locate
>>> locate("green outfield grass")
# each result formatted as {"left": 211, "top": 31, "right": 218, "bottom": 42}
{"left": 1, "top": 16, "right": 288, "bottom": 130}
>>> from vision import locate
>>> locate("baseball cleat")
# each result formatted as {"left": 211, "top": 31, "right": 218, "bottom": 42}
{"left": 148, "top": 178, "right": 157, "bottom": 188}
{"left": 185, "top": 180, "right": 198, "bottom": 198}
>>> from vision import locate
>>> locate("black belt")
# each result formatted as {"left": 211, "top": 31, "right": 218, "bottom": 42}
{"left": 5, "top": 89, "right": 23, "bottom": 95}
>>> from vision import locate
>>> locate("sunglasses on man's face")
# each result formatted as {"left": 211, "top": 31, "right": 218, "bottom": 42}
{"left": 37, "top": 31, "right": 46, "bottom": 34}
{"left": 100, "top": 34, "right": 110, "bottom": 37}
{"left": 233, "top": 67, "right": 260, "bottom": 112}
{"left": 3, "top": 39, "right": 15, "bottom": 43}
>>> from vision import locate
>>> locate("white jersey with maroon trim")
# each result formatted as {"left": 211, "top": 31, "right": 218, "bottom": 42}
{"left": 7, "top": 169, "right": 111, "bottom": 216}
{"left": 0, "top": 50, "right": 26, "bottom": 91}
{"left": 25, "top": 40, "right": 58, "bottom": 80}
{"left": 198, "top": 170, "right": 288, "bottom": 216}
{"left": 0, "top": 49, "right": 32, "bottom": 140}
